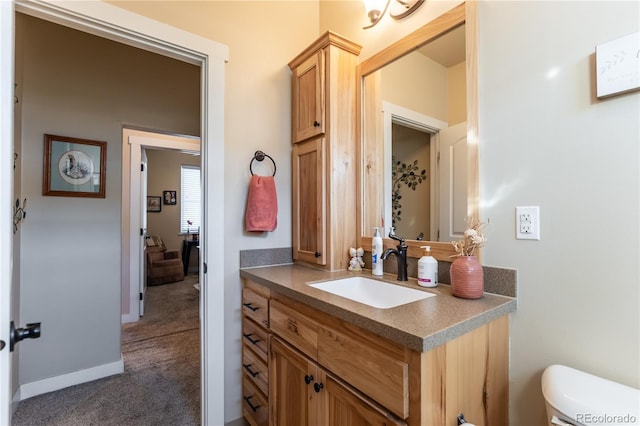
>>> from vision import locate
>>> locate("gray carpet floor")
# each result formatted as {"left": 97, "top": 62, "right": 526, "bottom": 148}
{"left": 12, "top": 276, "right": 201, "bottom": 426}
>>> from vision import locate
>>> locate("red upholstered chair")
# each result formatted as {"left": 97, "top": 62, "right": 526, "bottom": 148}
{"left": 146, "top": 236, "right": 185, "bottom": 286}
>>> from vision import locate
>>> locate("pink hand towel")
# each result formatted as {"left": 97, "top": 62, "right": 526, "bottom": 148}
{"left": 245, "top": 175, "right": 278, "bottom": 232}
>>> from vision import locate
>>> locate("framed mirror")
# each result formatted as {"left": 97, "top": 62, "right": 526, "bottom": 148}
{"left": 356, "top": 2, "right": 478, "bottom": 261}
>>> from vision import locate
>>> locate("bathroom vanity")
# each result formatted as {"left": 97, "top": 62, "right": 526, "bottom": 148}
{"left": 240, "top": 265, "right": 515, "bottom": 426}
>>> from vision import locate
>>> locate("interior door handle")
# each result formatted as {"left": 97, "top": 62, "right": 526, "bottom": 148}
{"left": 10, "top": 321, "right": 41, "bottom": 352}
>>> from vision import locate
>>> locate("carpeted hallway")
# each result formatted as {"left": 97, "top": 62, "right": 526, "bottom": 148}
{"left": 12, "top": 276, "right": 201, "bottom": 426}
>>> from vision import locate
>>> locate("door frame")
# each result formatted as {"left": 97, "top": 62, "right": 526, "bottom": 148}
{"left": 0, "top": 1, "right": 15, "bottom": 424}
{"left": 382, "top": 101, "right": 447, "bottom": 239}
{"left": 122, "top": 129, "right": 201, "bottom": 323}
{"left": 3, "top": 1, "right": 228, "bottom": 425}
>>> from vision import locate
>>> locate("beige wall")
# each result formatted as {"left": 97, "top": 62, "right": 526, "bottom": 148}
{"left": 15, "top": 12, "right": 200, "bottom": 387}
{"left": 145, "top": 149, "right": 200, "bottom": 253}
{"left": 448, "top": 61, "right": 466, "bottom": 125}
{"left": 106, "top": 1, "right": 319, "bottom": 421}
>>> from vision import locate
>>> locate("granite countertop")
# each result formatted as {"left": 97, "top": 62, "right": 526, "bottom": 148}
{"left": 240, "top": 263, "right": 517, "bottom": 352}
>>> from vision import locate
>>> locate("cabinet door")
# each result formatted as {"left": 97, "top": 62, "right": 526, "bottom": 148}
{"left": 270, "top": 337, "right": 321, "bottom": 426}
{"left": 292, "top": 137, "right": 326, "bottom": 265}
{"left": 292, "top": 50, "right": 325, "bottom": 143}
{"left": 324, "top": 374, "right": 407, "bottom": 426}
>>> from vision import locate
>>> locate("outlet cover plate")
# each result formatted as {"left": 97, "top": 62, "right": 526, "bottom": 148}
{"left": 516, "top": 206, "right": 540, "bottom": 240}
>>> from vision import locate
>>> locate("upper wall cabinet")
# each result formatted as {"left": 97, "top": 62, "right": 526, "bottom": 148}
{"left": 291, "top": 51, "right": 325, "bottom": 143}
{"left": 289, "top": 32, "right": 362, "bottom": 270}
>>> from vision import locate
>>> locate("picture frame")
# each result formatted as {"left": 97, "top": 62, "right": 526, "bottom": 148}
{"left": 147, "top": 196, "right": 162, "bottom": 212}
{"left": 163, "top": 190, "right": 177, "bottom": 205}
{"left": 43, "top": 134, "right": 107, "bottom": 198}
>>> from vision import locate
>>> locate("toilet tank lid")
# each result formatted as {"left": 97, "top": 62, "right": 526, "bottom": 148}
{"left": 541, "top": 364, "right": 640, "bottom": 421}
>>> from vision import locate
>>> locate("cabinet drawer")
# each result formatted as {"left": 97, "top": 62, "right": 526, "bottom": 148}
{"left": 242, "top": 376, "right": 269, "bottom": 426}
{"left": 318, "top": 326, "right": 409, "bottom": 419}
{"left": 243, "top": 345, "right": 269, "bottom": 397}
{"left": 242, "top": 317, "right": 269, "bottom": 362}
{"left": 242, "top": 287, "right": 269, "bottom": 327}
{"left": 270, "top": 300, "right": 318, "bottom": 359}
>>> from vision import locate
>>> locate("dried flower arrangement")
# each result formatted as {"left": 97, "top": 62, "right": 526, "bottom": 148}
{"left": 451, "top": 217, "right": 487, "bottom": 257}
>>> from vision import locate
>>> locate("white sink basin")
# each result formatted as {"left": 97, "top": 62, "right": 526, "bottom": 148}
{"left": 309, "top": 276, "right": 435, "bottom": 309}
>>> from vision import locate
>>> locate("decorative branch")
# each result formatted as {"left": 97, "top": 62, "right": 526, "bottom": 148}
{"left": 391, "top": 155, "right": 427, "bottom": 226}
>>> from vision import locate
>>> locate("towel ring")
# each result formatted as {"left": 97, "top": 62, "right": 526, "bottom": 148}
{"left": 250, "top": 150, "right": 276, "bottom": 176}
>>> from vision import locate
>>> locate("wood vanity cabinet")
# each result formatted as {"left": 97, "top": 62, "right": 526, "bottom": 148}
{"left": 242, "top": 279, "right": 509, "bottom": 426}
{"left": 241, "top": 282, "right": 271, "bottom": 426}
{"left": 289, "top": 32, "right": 361, "bottom": 271}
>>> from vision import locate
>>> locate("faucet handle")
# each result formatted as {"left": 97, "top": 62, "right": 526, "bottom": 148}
{"left": 388, "top": 228, "right": 405, "bottom": 244}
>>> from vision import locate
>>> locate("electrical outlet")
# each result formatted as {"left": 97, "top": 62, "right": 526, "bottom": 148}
{"left": 516, "top": 206, "right": 540, "bottom": 240}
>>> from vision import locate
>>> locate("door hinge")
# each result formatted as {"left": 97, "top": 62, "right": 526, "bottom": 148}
{"left": 203, "top": 262, "right": 207, "bottom": 274}
{"left": 437, "top": 151, "right": 441, "bottom": 162}
{"left": 141, "top": 163, "right": 144, "bottom": 172}
{"left": 140, "top": 292, "right": 144, "bottom": 301}
{"left": 140, "top": 228, "right": 144, "bottom": 236}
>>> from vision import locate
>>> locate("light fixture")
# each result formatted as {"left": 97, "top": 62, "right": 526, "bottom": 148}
{"left": 363, "top": 0, "right": 425, "bottom": 29}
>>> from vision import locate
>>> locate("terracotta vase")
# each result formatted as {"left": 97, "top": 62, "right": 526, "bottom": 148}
{"left": 450, "top": 255, "right": 484, "bottom": 299}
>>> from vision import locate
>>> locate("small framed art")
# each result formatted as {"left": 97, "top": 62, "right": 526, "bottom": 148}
{"left": 163, "top": 190, "right": 177, "bottom": 205}
{"left": 43, "top": 134, "right": 107, "bottom": 198}
{"left": 147, "top": 196, "right": 162, "bottom": 212}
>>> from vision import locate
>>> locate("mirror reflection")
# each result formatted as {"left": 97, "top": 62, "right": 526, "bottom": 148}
{"left": 362, "top": 23, "right": 468, "bottom": 243}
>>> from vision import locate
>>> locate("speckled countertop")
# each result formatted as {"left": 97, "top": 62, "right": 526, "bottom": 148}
{"left": 240, "top": 264, "right": 517, "bottom": 352}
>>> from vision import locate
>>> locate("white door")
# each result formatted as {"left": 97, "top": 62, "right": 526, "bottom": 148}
{"left": 0, "top": 1, "right": 15, "bottom": 423}
{"left": 438, "top": 122, "right": 468, "bottom": 242}
{"left": 139, "top": 148, "right": 148, "bottom": 316}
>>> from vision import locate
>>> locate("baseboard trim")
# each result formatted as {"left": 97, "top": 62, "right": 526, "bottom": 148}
{"left": 18, "top": 356, "right": 124, "bottom": 400}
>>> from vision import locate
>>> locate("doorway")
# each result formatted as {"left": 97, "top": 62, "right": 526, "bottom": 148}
{"left": 1, "top": 2, "right": 227, "bottom": 425}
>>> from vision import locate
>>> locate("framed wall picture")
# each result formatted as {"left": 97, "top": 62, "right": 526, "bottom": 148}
{"left": 163, "top": 190, "right": 177, "bottom": 205}
{"left": 43, "top": 134, "right": 107, "bottom": 198}
{"left": 147, "top": 196, "right": 162, "bottom": 212}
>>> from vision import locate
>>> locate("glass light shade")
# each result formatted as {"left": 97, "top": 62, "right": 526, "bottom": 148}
{"left": 363, "top": 0, "right": 387, "bottom": 22}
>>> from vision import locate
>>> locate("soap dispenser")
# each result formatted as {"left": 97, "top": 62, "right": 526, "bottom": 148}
{"left": 418, "top": 246, "right": 438, "bottom": 287}
{"left": 372, "top": 227, "right": 383, "bottom": 276}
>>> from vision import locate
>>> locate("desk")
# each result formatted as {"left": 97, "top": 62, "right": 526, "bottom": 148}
{"left": 181, "top": 240, "right": 199, "bottom": 276}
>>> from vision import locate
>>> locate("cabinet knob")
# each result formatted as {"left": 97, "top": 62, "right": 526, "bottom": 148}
{"left": 314, "top": 382, "right": 324, "bottom": 393}
{"left": 314, "top": 252, "right": 321, "bottom": 258}
{"left": 313, "top": 121, "right": 320, "bottom": 127}
{"left": 304, "top": 374, "right": 314, "bottom": 384}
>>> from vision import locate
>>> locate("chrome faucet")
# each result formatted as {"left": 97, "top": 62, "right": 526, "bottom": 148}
{"left": 381, "top": 229, "right": 408, "bottom": 281}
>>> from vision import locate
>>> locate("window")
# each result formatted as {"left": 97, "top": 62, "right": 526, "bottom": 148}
{"left": 181, "top": 165, "right": 201, "bottom": 234}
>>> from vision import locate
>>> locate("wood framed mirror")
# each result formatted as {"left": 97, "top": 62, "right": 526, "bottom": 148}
{"left": 356, "top": 2, "right": 478, "bottom": 261}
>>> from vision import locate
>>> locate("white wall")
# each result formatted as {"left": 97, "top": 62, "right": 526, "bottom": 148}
{"left": 16, "top": 13, "right": 199, "bottom": 386}
{"left": 478, "top": 2, "right": 639, "bottom": 423}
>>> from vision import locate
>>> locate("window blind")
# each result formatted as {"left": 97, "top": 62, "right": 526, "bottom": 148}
{"left": 181, "top": 165, "right": 201, "bottom": 234}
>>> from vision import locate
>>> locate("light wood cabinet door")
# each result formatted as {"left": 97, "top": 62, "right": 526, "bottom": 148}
{"left": 270, "top": 337, "right": 321, "bottom": 426}
{"left": 324, "top": 374, "right": 406, "bottom": 426}
{"left": 292, "top": 137, "right": 326, "bottom": 265}
{"left": 291, "top": 50, "right": 325, "bottom": 143}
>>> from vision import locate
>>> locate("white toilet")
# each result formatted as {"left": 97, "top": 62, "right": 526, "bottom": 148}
{"left": 542, "top": 364, "right": 640, "bottom": 426}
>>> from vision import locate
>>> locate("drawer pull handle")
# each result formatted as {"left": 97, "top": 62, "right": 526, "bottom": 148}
{"left": 243, "top": 363, "right": 260, "bottom": 378}
{"left": 287, "top": 319, "right": 298, "bottom": 334}
{"left": 243, "top": 303, "right": 259, "bottom": 312}
{"left": 243, "top": 395, "right": 261, "bottom": 412}
{"left": 313, "top": 121, "right": 320, "bottom": 127}
{"left": 314, "top": 382, "right": 324, "bottom": 393}
{"left": 304, "top": 374, "right": 314, "bottom": 384}
{"left": 242, "top": 333, "right": 260, "bottom": 345}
